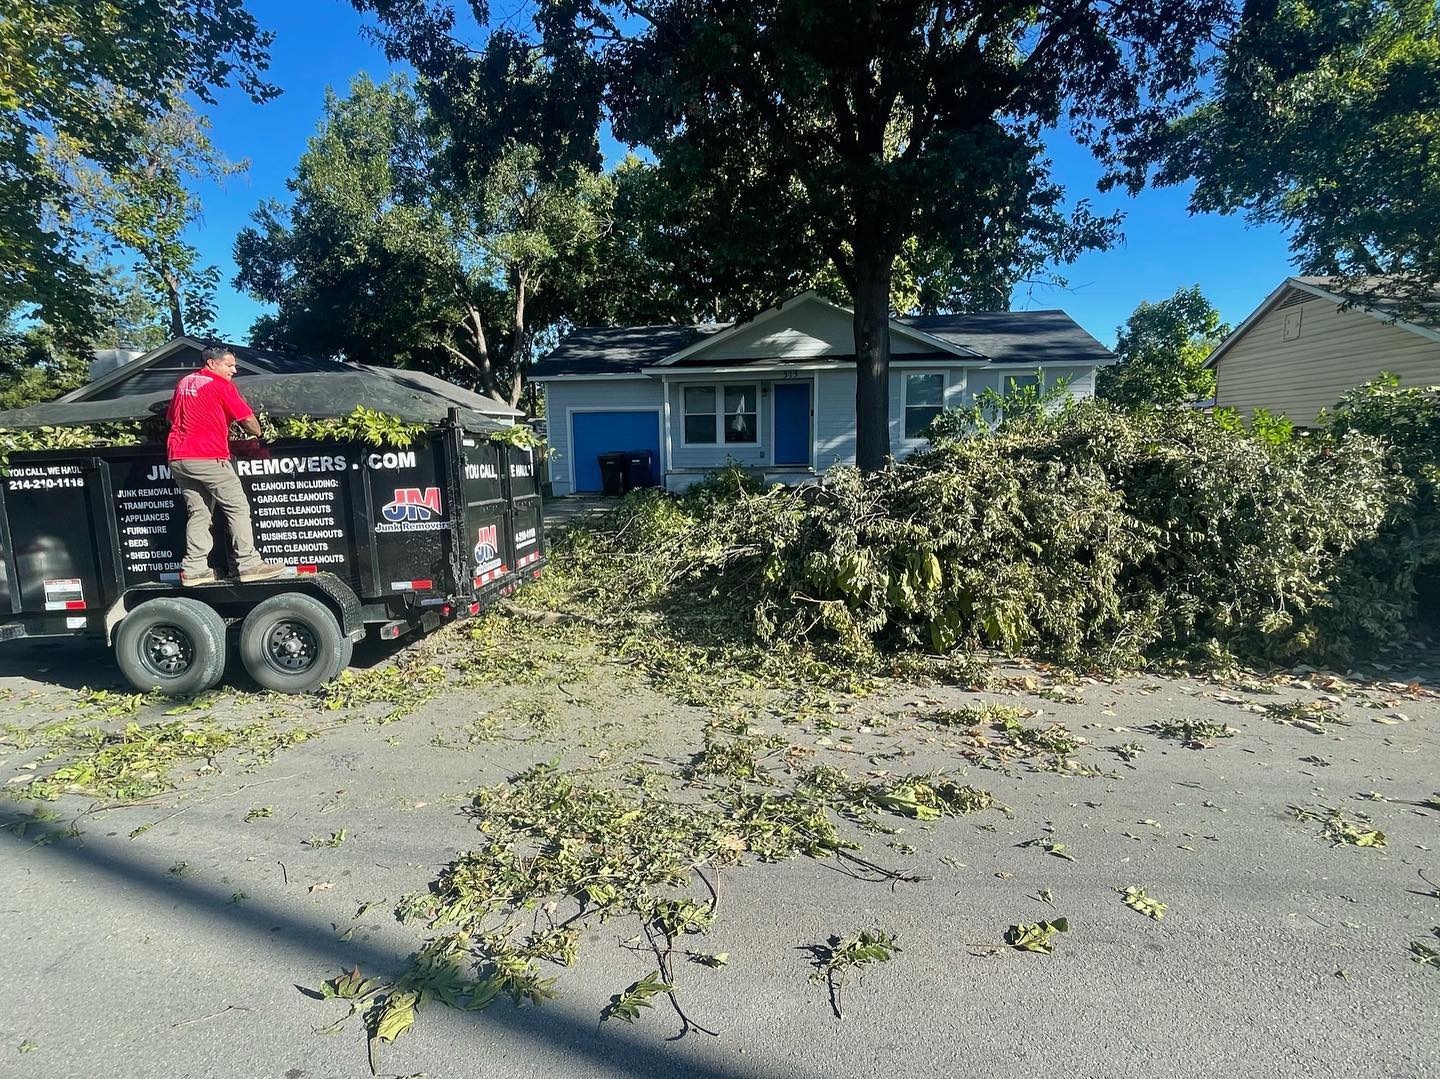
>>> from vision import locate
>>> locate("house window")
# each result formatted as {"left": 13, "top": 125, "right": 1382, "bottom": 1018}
{"left": 904, "top": 372, "right": 945, "bottom": 439}
{"left": 682, "top": 384, "right": 759, "bottom": 445}
{"left": 1005, "top": 373, "right": 1040, "bottom": 394}
{"left": 723, "top": 385, "right": 758, "bottom": 444}
{"left": 683, "top": 386, "right": 717, "bottom": 444}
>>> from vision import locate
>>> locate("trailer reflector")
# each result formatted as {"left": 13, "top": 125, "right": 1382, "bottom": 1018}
{"left": 389, "top": 579, "right": 433, "bottom": 591}
{"left": 296, "top": 564, "right": 318, "bottom": 574}
{"left": 472, "top": 564, "right": 509, "bottom": 587}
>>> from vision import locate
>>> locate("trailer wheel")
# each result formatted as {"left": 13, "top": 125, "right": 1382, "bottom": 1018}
{"left": 114, "top": 597, "right": 228, "bottom": 695}
{"left": 239, "top": 593, "right": 346, "bottom": 694}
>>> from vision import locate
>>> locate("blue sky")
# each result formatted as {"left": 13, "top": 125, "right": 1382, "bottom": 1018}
{"left": 192, "top": 0, "right": 1297, "bottom": 348}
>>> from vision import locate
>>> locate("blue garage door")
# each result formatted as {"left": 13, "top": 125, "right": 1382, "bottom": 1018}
{"left": 571, "top": 410, "right": 662, "bottom": 493}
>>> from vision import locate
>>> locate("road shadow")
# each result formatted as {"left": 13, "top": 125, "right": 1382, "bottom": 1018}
{"left": 0, "top": 636, "right": 122, "bottom": 691}
{"left": 0, "top": 623, "right": 426, "bottom": 697}
{"left": 1, "top": 809, "right": 812, "bottom": 1079}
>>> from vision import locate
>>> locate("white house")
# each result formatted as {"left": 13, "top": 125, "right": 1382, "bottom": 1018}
{"left": 531, "top": 291, "right": 1115, "bottom": 495}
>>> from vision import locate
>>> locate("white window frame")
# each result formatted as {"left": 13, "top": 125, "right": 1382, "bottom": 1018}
{"left": 681, "top": 385, "right": 720, "bottom": 445}
{"left": 679, "top": 382, "right": 762, "bottom": 447}
{"left": 901, "top": 370, "right": 947, "bottom": 442}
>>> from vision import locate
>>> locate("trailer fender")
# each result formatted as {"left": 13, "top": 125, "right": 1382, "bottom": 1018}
{"left": 106, "top": 573, "right": 366, "bottom": 645}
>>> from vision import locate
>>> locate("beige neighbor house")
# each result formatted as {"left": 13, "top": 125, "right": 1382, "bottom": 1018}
{"left": 1205, "top": 276, "right": 1440, "bottom": 424}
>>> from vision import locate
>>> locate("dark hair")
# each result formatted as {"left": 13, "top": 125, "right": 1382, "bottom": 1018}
{"left": 202, "top": 345, "right": 235, "bottom": 365}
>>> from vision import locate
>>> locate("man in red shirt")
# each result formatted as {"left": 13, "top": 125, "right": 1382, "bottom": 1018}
{"left": 167, "top": 346, "right": 289, "bottom": 586}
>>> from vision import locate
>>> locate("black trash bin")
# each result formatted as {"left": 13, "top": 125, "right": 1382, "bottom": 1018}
{"left": 623, "top": 449, "right": 656, "bottom": 489}
{"left": 597, "top": 452, "right": 628, "bottom": 496}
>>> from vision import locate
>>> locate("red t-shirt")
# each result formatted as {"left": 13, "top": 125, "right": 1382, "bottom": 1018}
{"left": 166, "top": 369, "right": 255, "bottom": 461}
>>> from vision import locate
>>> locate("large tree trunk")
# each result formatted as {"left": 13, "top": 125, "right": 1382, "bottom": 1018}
{"left": 506, "top": 271, "right": 528, "bottom": 408}
{"left": 162, "top": 267, "right": 185, "bottom": 338}
{"left": 851, "top": 258, "right": 892, "bottom": 472}
{"left": 459, "top": 295, "right": 500, "bottom": 401}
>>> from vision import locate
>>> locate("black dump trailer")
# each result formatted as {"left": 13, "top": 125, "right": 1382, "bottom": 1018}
{"left": 0, "top": 416, "right": 544, "bottom": 694}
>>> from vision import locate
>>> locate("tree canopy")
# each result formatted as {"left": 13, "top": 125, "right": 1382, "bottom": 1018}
{"left": 357, "top": 0, "right": 1228, "bottom": 468}
{"left": 234, "top": 76, "right": 617, "bottom": 405}
{"left": 1097, "top": 286, "right": 1229, "bottom": 407}
{"left": 0, "top": 271, "right": 166, "bottom": 409}
{"left": 1161, "top": 0, "right": 1440, "bottom": 314}
{"left": 0, "top": 0, "right": 276, "bottom": 340}
{"left": 43, "top": 91, "right": 244, "bottom": 339}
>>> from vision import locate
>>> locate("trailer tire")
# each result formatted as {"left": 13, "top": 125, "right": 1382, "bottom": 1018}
{"left": 114, "top": 597, "right": 228, "bottom": 695}
{"left": 333, "top": 635, "right": 354, "bottom": 678}
{"left": 239, "top": 593, "right": 346, "bottom": 694}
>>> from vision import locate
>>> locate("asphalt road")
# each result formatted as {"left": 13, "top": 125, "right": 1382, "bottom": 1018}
{"left": 1, "top": 636, "right": 1436, "bottom": 1079}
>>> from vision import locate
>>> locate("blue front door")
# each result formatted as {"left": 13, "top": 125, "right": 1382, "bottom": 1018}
{"left": 571, "top": 411, "right": 662, "bottom": 492}
{"left": 773, "top": 382, "right": 811, "bottom": 466}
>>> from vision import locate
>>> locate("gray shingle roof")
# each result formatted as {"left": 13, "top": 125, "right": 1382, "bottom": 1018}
{"left": 534, "top": 324, "right": 727, "bottom": 376}
{"left": 902, "top": 310, "right": 1114, "bottom": 366}
{"left": 1292, "top": 275, "right": 1440, "bottom": 330}
{"left": 533, "top": 309, "right": 1112, "bottom": 376}
{"left": 66, "top": 338, "right": 520, "bottom": 417}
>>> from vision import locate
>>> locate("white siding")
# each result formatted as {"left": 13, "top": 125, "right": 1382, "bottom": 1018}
{"left": 1214, "top": 295, "right": 1440, "bottom": 423}
{"left": 544, "top": 379, "right": 664, "bottom": 497}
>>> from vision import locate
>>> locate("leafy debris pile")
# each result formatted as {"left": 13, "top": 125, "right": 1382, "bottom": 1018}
{"left": 537, "top": 384, "right": 1440, "bottom": 673}
{"left": 1, "top": 714, "right": 313, "bottom": 802}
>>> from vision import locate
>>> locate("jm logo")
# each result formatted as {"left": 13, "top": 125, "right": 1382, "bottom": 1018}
{"left": 382, "top": 487, "right": 442, "bottom": 522}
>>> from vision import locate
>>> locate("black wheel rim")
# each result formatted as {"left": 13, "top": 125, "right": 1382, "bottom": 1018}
{"left": 262, "top": 619, "right": 320, "bottom": 675}
{"left": 139, "top": 623, "right": 195, "bottom": 679}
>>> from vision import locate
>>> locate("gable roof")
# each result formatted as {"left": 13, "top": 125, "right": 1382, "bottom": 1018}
{"left": 63, "top": 337, "right": 344, "bottom": 401}
{"left": 62, "top": 337, "right": 520, "bottom": 416}
{"left": 534, "top": 300, "right": 1112, "bottom": 378}
{"left": 654, "top": 290, "right": 981, "bottom": 367}
{"left": 1205, "top": 275, "right": 1440, "bottom": 370}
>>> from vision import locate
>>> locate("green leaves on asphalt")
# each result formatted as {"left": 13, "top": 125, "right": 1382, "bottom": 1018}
{"left": 1410, "top": 932, "right": 1439, "bottom": 972}
{"left": 602, "top": 971, "right": 674, "bottom": 1024}
{"left": 1149, "top": 719, "right": 1237, "bottom": 749}
{"left": 323, "top": 966, "right": 383, "bottom": 1001}
{"left": 1004, "top": 918, "right": 1070, "bottom": 954}
{"left": 808, "top": 929, "right": 900, "bottom": 1019}
{"left": 1289, "top": 804, "right": 1387, "bottom": 848}
{"left": 1120, "top": 886, "right": 1168, "bottom": 920}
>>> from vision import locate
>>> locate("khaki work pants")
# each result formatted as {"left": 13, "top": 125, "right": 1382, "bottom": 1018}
{"left": 169, "top": 458, "right": 264, "bottom": 577}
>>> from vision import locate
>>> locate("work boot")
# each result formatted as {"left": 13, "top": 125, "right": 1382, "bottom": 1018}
{"left": 237, "top": 561, "right": 293, "bottom": 582}
{"left": 180, "top": 569, "right": 216, "bottom": 587}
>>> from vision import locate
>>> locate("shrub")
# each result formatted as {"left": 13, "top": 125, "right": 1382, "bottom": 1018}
{"left": 1324, "top": 375, "right": 1440, "bottom": 649}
